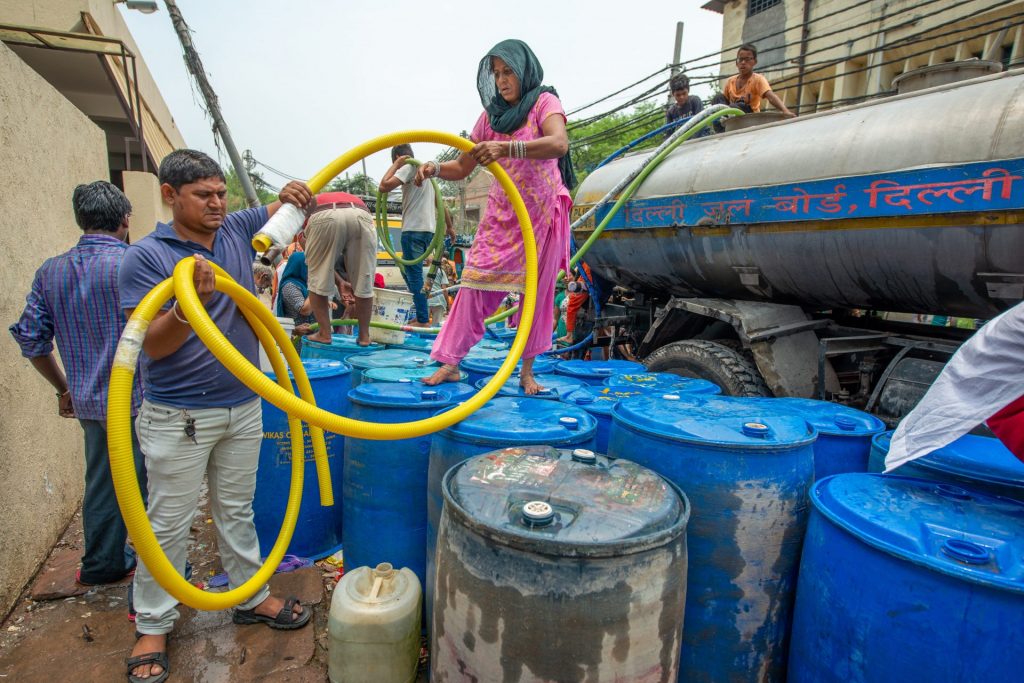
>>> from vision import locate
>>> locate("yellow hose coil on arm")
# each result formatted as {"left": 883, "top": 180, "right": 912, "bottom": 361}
{"left": 108, "top": 130, "right": 537, "bottom": 610}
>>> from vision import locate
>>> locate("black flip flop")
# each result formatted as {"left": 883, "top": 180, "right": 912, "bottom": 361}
{"left": 125, "top": 651, "right": 169, "bottom": 683}
{"left": 232, "top": 596, "right": 311, "bottom": 630}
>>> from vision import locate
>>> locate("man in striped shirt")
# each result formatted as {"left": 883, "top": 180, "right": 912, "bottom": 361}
{"left": 10, "top": 181, "right": 146, "bottom": 586}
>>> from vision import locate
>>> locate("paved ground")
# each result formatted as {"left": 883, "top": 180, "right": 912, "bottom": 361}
{"left": 0, "top": 493, "right": 405, "bottom": 682}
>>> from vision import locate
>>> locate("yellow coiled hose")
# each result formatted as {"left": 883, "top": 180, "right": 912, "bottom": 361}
{"left": 107, "top": 131, "right": 536, "bottom": 610}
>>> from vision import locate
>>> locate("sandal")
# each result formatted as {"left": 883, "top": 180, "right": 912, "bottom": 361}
{"left": 232, "top": 596, "right": 310, "bottom": 630}
{"left": 125, "top": 636, "right": 169, "bottom": 683}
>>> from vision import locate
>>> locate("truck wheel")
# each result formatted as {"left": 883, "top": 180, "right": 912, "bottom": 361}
{"left": 643, "top": 340, "right": 772, "bottom": 397}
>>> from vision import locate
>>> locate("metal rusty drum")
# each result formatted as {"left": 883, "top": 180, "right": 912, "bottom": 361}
{"left": 432, "top": 445, "right": 690, "bottom": 682}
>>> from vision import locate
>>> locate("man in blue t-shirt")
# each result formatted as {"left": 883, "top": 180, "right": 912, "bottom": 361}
{"left": 119, "top": 149, "right": 313, "bottom": 682}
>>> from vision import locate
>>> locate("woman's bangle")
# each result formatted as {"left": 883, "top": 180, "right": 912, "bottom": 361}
{"left": 509, "top": 139, "right": 526, "bottom": 159}
{"left": 171, "top": 300, "right": 190, "bottom": 326}
{"left": 431, "top": 162, "right": 442, "bottom": 179}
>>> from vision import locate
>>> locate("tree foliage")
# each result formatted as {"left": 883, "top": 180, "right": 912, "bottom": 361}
{"left": 325, "top": 173, "right": 377, "bottom": 197}
{"left": 224, "top": 169, "right": 278, "bottom": 213}
{"left": 568, "top": 100, "right": 666, "bottom": 185}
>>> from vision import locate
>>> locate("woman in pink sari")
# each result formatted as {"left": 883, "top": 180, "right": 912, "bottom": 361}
{"left": 418, "top": 39, "right": 575, "bottom": 394}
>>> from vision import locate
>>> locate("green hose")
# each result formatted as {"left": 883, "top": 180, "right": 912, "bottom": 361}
{"left": 351, "top": 108, "right": 740, "bottom": 337}
{"left": 376, "top": 158, "right": 446, "bottom": 270}
{"left": 568, "top": 107, "right": 744, "bottom": 270}
{"left": 482, "top": 107, "right": 743, "bottom": 328}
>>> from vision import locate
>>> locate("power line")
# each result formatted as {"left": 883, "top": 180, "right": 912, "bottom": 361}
{"left": 568, "top": 3, "right": 1017, "bottom": 152}
{"left": 251, "top": 157, "right": 304, "bottom": 182}
{"left": 794, "top": 12, "right": 1024, "bottom": 95}
{"left": 564, "top": 0, "right": 882, "bottom": 119}
{"left": 568, "top": 0, "right": 1011, "bottom": 131}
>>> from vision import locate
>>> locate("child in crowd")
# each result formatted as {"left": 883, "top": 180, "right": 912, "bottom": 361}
{"left": 723, "top": 43, "right": 795, "bottom": 116}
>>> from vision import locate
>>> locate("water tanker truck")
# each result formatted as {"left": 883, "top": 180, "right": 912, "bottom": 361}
{"left": 571, "top": 67, "right": 1024, "bottom": 425}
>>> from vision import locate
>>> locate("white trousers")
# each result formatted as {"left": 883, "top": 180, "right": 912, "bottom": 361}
{"left": 132, "top": 398, "right": 270, "bottom": 634}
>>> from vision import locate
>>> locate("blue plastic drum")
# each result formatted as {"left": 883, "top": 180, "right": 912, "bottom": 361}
{"left": 345, "top": 349, "right": 436, "bottom": 387}
{"left": 562, "top": 385, "right": 649, "bottom": 453}
{"left": 387, "top": 334, "right": 435, "bottom": 353}
{"left": 870, "top": 431, "right": 1024, "bottom": 501}
{"left": 344, "top": 381, "right": 475, "bottom": 589}
{"left": 476, "top": 374, "right": 585, "bottom": 401}
{"left": 426, "top": 397, "right": 598, "bottom": 635}
{"left": 553, "top": 359, "right": 646, "bottom": 386}
{"left": 254, "top": 359, "right": 351, "bottom": 559}
{"left": 472, "top": 338, "right": 510, "bottom": 352}
{"left": 767, "top": 398, "right": 885, "bottom": 480}
{"left": 461, "top": 355, "right": 559, "bottom": 387}
{"left": 484, "top": 325, "right": 518, "bottom": 343}
{"left": 608, "top": 393, "right": 816, "bottom": 682}
{"left": 361, "top": 366, "right": 468, "bottom": 384}
{"left": 605, "top": 372, "right": 721, "bottom": 395}
{"left": 789, "top": 473, "right": 1024, "bottom": 682}
{"left": 300, "top": 333, "right": 382, "bottom": 362}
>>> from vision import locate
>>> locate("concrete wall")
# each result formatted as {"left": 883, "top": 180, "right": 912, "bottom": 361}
{"left": 0, "top": 41, "right": 109, "bottom": 618}
{"left": 0, "top": 0, "right": 187, "bottom": 152}
{"left": 123, "top": 169, "right": 169, "bottom": 241}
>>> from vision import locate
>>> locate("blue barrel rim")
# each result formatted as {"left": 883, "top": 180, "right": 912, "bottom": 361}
{"left": 874, "top": 431, "right": 1024, "bottom": 491}
{"left": 769, "top": 397, "right": 887, "bottom": 438}
{"left": 911, "top": 436, "right": 1024, "bottom": 491}
{"left": 603, "top": 372, "right": 722, "bottom": 394}
{"left": 361, "top": 366, "right": 468, "bottom": 383}
{"left": 347, "top": 381, "right": 476, "bottom": 408}
{"left": 435, "top": 398, "right": 599, "bottom": 446}
{"left": 264, "top": 357, "right": 352, "bottom": 381}
{"left": 478, "top": 374, "right": 587, "bottom": 400}
{"left": 810, "top": 473, "right": 1024, "bottom": 594}
{"left": 553, "top": 359, "right": 646, "bottom": 381}
{"left": 345, "top": 348, "right": 436, "bottom": 369}
{"left": 611, "top": 394, "right": 819, "bottom": 452}
{"left": 440, "top": 451, "right": 691, "bottom": 558}
{"left": 301, "top": 334, "right": 383, "bottom": 351}
{"left": 461, "top": 355, "right": 560, "bottom": 374}
{"left": 564, "top": 386, "right": 650, "bottom": 416}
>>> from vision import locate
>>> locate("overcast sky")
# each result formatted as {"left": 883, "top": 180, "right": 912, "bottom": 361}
{"left": 120, "top": 1, "right": 723, "bottom": 190}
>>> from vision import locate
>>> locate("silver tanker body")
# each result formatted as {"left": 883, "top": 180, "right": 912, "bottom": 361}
{"left": 573, "top": 69, "right": 1024, "bottom": 319}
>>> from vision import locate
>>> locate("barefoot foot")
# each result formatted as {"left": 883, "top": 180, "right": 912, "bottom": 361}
{"left": 519, "top": 372, "right": 545, "bottom": 396}
{"left": 422, "top": 364, "right": 461, "bottom": 386}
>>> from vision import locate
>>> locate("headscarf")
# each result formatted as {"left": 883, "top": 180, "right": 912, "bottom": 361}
{"left": 476, "top": 39, "right": 577, "bottom": 190}
{"left": 276, "top": 252, "right": 308, "bottom": 318}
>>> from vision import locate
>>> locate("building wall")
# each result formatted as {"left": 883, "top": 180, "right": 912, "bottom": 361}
{"left": 0, "top": 41, "right": 109, "bottom": 618}
{"left": 0, "top": 0, "right": 187, "bottom": 152}
{"left": 123, "top": 170, "right": 170, "bottom": 241}
{"left": 715, "top": 0, "right": 1024, "bottom": 113}
{"left": 460, "top": 168, "right": 494, "bottom": 234}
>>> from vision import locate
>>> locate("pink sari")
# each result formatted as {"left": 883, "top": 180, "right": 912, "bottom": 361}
{"left": 430, "top": 93, "right": 571, "bottom": 364}
{"left": 460, "top": 92, "right": 571, "bottom": 292}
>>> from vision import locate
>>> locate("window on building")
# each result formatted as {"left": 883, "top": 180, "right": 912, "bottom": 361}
{"left": 748, "top": 0, "right": 781, "bottom": 16}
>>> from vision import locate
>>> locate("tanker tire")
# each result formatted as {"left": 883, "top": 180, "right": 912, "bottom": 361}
{"left": 643, "top": 340, "right": 771, "bottom": 397}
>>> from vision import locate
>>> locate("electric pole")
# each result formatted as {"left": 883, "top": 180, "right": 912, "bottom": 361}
{"left": 671, "top": 21, "right": 684, "bottom": 76}
{"left": 164, "top": 0, "right": 260, "bottom": 207}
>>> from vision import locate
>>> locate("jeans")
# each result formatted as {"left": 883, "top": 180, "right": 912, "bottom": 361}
{"left": 78, "top": 419, "right": 147, "bottom": 584}
{"left": 132, "top": 398, "right": 269, "bottom": 634}
{"left": 400, "top": 231, "right": 433, "bottom": 323}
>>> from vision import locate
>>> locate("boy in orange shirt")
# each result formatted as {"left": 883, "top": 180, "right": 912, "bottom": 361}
{"left": 723, "top": 44, "right": 795, "bottom": 116}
